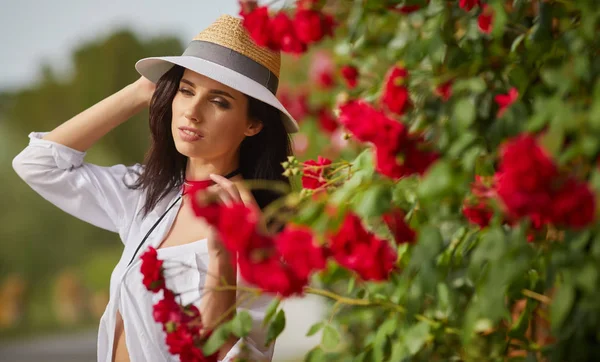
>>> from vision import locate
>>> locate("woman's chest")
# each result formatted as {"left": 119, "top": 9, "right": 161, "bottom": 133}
{"left": 157, "top": 199, "right": 214, "bottom": 249}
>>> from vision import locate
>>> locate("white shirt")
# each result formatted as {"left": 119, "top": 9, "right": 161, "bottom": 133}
{"left": 12, "top": 132, "right": 275, "bottom": 362}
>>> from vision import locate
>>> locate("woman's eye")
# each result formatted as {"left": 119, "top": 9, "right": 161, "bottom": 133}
{"left": 178, "top": 88, "right": 193, "bottom": 96}
{"left": 212, "top": 99, "right": 230, "bottom": 109}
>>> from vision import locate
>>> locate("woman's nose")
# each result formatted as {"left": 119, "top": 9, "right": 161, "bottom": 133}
{"left": 184, "top": 107, "right": 202, "bottom": 123}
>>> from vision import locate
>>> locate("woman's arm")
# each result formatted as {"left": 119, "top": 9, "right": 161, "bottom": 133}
{"left": 12, "top": 76, "right": 156, "bottom": 234}
{"left": 42, "top": 76, "right": 155, "bottom": 151}
{"left": 201, "top": 248, "right": 239, "bottom": 360}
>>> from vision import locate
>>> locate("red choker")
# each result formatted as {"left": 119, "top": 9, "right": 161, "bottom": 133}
{"left": 181, "top": 168, "right": 242, "bottom": 195}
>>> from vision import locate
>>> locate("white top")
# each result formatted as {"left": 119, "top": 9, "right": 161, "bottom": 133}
{"left": 12, "top": 132, "right": 275, "bottom": 362}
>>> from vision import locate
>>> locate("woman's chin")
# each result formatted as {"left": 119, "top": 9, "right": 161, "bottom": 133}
{"left": 174, "top": 141, "right": 203, "bottom": 158}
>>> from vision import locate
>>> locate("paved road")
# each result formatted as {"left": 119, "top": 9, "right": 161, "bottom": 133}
{"left": 0, "top": 296, "right": 324, "bottom": 362}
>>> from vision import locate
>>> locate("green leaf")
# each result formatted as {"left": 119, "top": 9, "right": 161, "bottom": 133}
{"left": 538, "top": 123, "right": 564, "bottom": 158}
{"left": 354, "top": 183, "right": 393, "bottom": 218}
{"left": 347, "top": 277, "right": 356, "bottom": 294}
{"left": 404, "top": 321, "right": 430, "bottom": 355}
{"left": 511, "top": 33, "right": 526, "bottom": 52}
{"left": 453, "top": 97, "right": 476, "bottom": 129}
{"left": 417, "top": 160, "right": 455, "bottom": 200}
{"left": 408, "top": 226, "right": 444, "bottom": 270}
{"left": 304, "top": 347, "right": 325, "bottom": 362}
{"left": 265, "top": 309, "right": 286, "bottom": 346}
{"left": 306, "top": 321, "right": 325, "bottom": 337}
{"left": 230, "top": 310, "right": 253, "bottom": 338}
{"left": 550, "top": 284, "right": 575, "bottom": 331}
{"left": 575, "top": 262, "right": 598, "bottom": 294}
{"left": 321, "top": 325, "right": 341, "bottom": 350}
{"left": 373, "top": 318, "right": 397, "bottom": 361}
{"left": 262, "top": 298, "right": 280, "bottom": 327}
{"left": 202, "top": 322, "right": 231, "bottom": 356}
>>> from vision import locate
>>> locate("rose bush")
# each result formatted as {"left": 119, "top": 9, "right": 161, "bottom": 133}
{"left": 142, "top": 0, "right": 600, "bottom": 361}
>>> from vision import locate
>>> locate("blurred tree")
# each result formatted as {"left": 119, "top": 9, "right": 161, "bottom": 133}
{"left": 0, "top": 29, "right": 183, "bottom": 304}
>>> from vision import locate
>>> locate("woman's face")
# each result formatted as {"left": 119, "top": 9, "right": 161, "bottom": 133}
{"left": 171, "top": 69, "right": 262, "bottom": 161}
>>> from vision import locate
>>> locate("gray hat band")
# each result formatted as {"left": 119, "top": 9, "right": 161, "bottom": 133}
{"left": 181, "top": 40, "right": 279, "bottom": 95}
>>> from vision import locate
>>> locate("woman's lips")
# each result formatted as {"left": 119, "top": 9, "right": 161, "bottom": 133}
{"left": 178, "top": 127, "right": 203, "bottom": 142}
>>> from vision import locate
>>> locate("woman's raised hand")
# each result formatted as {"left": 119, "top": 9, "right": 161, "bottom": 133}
{"left": 133, "top": 76, "right": 157, "bottom": 108}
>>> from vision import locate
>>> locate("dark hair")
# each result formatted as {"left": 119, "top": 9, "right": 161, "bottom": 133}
{"left": 130, "top": 65, "right": 293, "bottom": 217}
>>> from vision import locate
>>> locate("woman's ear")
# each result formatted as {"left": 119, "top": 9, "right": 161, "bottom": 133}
{"left": 244, "top": 118, "right": 264, "bottom": 137}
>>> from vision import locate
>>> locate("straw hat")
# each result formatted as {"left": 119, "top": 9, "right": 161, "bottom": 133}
{"left": 135, "top": 15, "right": 299, "bottom": 133}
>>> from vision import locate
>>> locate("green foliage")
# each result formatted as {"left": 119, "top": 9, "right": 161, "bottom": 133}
{"left": 282, "top": 0, "right": 600, "bottom": 361}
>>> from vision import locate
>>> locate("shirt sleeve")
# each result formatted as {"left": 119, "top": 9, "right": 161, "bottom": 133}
{"left": 12, "top": 132, "right": 144, "bottom": 238}
{"left": 219, "top": 287, "right": 277, "bottom": 362}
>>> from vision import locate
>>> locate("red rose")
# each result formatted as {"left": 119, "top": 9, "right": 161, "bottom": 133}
{"left": 462, "top": 202, "right": 493, "bottom": 228}
{"left": 218, "top": 203, "right": 260, "bottom": 253}
{"left": 435, "top": 80, "right": 453, "bottom": 101}
{"left": 317, "top": 108, "right": 339, "bottom": 134}
{"left": 310, "top": 51, "right": 336, "bottom": 89}
{"left": 497, "top": 134, "right": 557, "bottom": 192}
{"left": 381, "top": 65, "right": 411, "bottom": 115}
{"left": 374, "top": 138, "right": 438, "bottom": 180}
{"left": 293, "top": 9, "right": 329, "bottom": 45}
{"left": 302, "top": 156, "right": 332, "bottom": 190}
{"left": 372, "top": 113, "right": 407, "bottom": 152}
{"left": 152, "top": 290, "right": 193, "bottom": 329}
{"left": 383, "top": 208, "right": 416, "bottom": 244}
{"left": 239, "top": 252, "right": 307, "bottom": 297}
{"left": 495, "top": 87, "right": 519, "bottom": 117}
{"left": 140, "top": 247, "right": 165, "bottom": 293}
{"left": 401, "top": 138, "right": 439, "bottom": 176}
{"left": 165, "top": 324, "right": 195, "bottom": 355}
{"left": 459, "top": 0, "right": 481, "bottom": 11}
{"left": 269, "top": 12, "right": 294, "bottom": 50}
{"left": 478, "top": 4, "right": 494, "bottom": 34}
{"left": 338, "top": 100, "right": 381, "bottom": 143}
{"left": 241, "top": 6, "right": 271, "bottom": 47}
{"left": 277, "top": 88, "right": 311, "bottom": 121}
{"left": 276, "top": 226, "right": 327, "bottom": 280}
{"left": 551, "top": 178, "right": 596, "bottom": 229}
{"left": 374, "top": 146, "right": 405, "bottom": 179}
{"left": 329, "top": 213, "right": 397, "bottom": 281}
{"left": 190, "top": 197, "right": 222, "bottom": 226}
{"left": 340, "top": 65, "right": 359, "bottom": 89}
{"left": 494, "top": 134, "right": 558, "bottom": 224}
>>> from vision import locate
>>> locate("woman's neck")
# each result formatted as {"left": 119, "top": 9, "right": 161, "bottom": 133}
{"left": 185, "top": 156, "right": 240, "bottom": 181}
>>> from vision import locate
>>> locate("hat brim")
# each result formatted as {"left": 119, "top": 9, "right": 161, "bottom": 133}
{"left": 135, "top": 56, "right": 299, "bottom": 133}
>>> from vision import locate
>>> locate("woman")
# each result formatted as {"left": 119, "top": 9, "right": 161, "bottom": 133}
{"left": 12, "top": 14, "right": 298, "bottom": 362}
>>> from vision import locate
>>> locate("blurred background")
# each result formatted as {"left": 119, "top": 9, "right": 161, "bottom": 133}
{"left": 0, "top": 0, "right": 331, "bottom": 360}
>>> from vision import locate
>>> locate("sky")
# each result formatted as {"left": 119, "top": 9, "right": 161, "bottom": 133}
{"left": 0, "top": 0, "right": 260, "bottom": 90}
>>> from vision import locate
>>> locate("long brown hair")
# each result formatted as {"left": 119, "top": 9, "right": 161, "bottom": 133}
{"left": 129, "top": 65, "right": 293, "bottom": 216}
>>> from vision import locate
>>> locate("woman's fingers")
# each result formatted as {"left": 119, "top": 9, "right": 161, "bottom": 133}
{"left": 209, "top": 174, "right": 242, "bottom": 203}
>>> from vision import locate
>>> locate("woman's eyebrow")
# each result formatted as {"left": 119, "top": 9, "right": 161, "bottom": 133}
{"left": 180, "top": 78, "right": 236, "bottom": 100}
{"left": 180, "top": 78, "right": 196, "bottom": 88}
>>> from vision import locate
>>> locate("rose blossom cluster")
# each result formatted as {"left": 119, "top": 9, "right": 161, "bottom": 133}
{"left": 140, "top": 247, "right": 217, "bottom": 362}
{"left": 239, "top": 0, "right": 335, "bottom": 54}
{"left": 335, "top": 65, "right": 438, "bottom": 180}
{"left": 339, "top": 99, "right": 438, "bottom": 180}
{"left": 192, "top": 197, "right": 327, "bottom": 297}
{"left": 190, "top": 191, "right": 416, "bottom": 294}
{"left": 495, "top": 134, "right": 595, "bottom": 230}
{"left": 462, "top": 135, "right": 596, "bottom": 233}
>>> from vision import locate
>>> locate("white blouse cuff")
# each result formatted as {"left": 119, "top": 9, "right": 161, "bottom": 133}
{"left": 28, "top": 132, "right": 86, "bottom": 170}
